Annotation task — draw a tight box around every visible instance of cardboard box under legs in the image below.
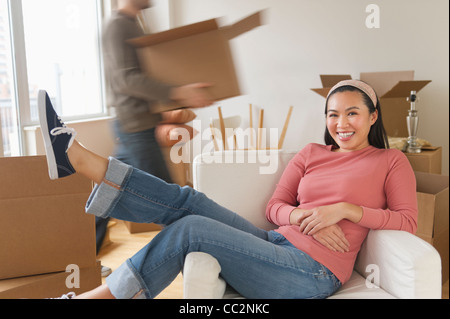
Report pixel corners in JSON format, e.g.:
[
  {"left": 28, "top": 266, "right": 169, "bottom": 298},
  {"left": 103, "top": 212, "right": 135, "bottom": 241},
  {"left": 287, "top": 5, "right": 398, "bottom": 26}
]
[
  {"left": 415, "top": 171, "right": 449, "bottom": 283},
  {"left": 0, "top": 262, "right": 101, "bottom": 299},
  {"left": 129, "top": 11, "right": 263, "bottom": 111},
  {"left": 0, "top": 156, "right": 96, "bottom": 280}
]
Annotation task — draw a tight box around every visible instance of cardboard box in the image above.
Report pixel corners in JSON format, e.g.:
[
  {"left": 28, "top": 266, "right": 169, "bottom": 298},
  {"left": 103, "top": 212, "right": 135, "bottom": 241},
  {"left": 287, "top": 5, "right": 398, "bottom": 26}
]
[
  {"left": 124, "top": 221, "right": 162, "bottom": 234},
  {"left": 415, "top": 171, "right": 449, "bottom": 283},
  {"left": 311, "top": 74, "right": 352, "bottom": 98},
  {"left": 406, "top": 147, "right": 442, "bottom": 174},
  {"left": 311, "top": 71, "right": 431, "bottom": 137},
  {"left": 129, "top": 11, "right": 263, "bottom": 109},
  {"left": 0, "top": 262, "right": 101, "bottom": 299},
  {"left": 0, "top": 156, "right": 96, "bottom": 280}
]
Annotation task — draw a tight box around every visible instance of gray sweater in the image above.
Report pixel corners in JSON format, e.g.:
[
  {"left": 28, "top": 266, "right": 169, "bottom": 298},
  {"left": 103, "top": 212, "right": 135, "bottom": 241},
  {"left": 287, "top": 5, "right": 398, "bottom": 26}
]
[{"left": 102, "top": 11, "right": 175, "bottom": 133}]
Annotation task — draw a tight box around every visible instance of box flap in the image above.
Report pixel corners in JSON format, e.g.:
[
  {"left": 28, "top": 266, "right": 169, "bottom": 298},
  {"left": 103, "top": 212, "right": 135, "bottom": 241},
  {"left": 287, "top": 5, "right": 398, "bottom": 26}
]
[
  {"left": 220, "top": 11, "right": 263, "bottom": 40},
  {"left": 129, "top": 18, "right": 219, "bottom": 47},
  {"left": 311, "top": 74, "right": 352, "bottom": 98},
  {"left": 415, "top": 171, "right": 449, "bottom": 195},
  {"left": 381, "top": 80, "right": 432, "bottom": 98},
  {"left": 320, "top": 74, "right": 352, "bottom": 88},
  {"left": 311, "top": 88, "right": 331, "bottom": 98},
  {"left": 360, "top": 71, "right": 415, "bottom": 97}
]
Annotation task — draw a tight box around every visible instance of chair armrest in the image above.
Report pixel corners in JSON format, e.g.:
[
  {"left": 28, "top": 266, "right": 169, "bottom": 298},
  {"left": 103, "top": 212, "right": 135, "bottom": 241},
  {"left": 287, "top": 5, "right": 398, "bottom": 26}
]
[
  {"left": 354, "top": 230, "right": 442, "bottom": 299},
  {"left": 183, "top": 252, "right": 227, "bottom": 299}
]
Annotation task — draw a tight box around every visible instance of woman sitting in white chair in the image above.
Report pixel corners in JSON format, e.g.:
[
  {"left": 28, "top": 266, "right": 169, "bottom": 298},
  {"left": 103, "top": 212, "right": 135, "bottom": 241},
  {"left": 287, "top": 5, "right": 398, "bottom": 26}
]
[{"left": 38, "top": 79, "right": 417, "bottom": 299}]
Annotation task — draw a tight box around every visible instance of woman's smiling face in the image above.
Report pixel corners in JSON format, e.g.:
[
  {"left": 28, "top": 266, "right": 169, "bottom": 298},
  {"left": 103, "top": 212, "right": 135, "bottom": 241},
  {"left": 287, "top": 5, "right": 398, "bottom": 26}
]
[{"left": 326, "top": 91, "right": 378, "bottom": 152}]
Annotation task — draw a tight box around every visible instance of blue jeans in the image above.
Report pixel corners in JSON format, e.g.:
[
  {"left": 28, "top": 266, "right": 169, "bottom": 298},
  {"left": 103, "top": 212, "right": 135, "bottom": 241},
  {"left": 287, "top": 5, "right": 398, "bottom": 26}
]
[
  {"left": 86, "top": 158, "right": 341, "bottom": 299},
  {"left": 111, "top": 120, "right": 172, "bottom": 182}
]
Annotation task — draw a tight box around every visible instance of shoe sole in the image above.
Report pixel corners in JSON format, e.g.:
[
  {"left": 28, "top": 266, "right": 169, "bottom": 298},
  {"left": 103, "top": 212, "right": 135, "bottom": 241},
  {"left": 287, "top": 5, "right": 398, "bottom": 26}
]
[{"left": 38, "top": 90, "right": 59, "bottom": 180}]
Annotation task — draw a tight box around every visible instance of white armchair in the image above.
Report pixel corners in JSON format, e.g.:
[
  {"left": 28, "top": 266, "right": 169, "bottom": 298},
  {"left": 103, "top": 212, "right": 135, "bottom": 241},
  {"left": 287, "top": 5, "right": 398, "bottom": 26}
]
[{"left": 183, "top": 151, "right": 442, "bottom": 299}]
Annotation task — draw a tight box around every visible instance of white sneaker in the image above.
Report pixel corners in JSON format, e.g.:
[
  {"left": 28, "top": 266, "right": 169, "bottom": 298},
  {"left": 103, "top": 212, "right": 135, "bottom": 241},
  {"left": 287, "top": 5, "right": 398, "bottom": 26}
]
[
  {"left": 101, "top": 265, "right": 112, "bottom": 277},
  {"left": 48, "top": 292, "right": 76, "bottom": 299}
]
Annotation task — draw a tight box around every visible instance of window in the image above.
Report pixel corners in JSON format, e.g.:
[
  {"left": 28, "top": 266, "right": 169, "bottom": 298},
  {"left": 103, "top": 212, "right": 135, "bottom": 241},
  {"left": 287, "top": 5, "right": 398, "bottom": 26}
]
[
  {"left": 22, "top": 0, "right": 105, "bottom": 122},
  {"left": 0, "top": 1, "right": 20, "bottom": 157},
  {"left": 0, "top": 0, "right": 106, "bottom": 157}
]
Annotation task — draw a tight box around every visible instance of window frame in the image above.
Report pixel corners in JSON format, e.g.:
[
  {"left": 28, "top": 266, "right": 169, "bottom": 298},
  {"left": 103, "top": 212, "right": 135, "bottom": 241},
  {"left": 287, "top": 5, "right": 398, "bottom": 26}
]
[{"left": 2, "top": 0, "right": 109, "bottom": 156}]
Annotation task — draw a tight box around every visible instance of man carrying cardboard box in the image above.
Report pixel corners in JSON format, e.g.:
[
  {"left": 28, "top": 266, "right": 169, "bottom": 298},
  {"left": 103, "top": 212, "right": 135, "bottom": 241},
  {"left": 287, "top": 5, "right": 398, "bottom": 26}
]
[
  {"left": 103, "top": 0, "right": 213, "bottom": 176},
  {"left": 101, "top": 0, "right": 214, "bottom": 259}
]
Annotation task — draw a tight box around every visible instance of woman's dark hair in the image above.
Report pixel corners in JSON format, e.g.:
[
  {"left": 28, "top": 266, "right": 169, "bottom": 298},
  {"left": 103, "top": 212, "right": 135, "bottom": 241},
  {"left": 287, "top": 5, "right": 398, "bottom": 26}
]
[{"left": 324, "top": 85, "right": 389, "bottom": 149}]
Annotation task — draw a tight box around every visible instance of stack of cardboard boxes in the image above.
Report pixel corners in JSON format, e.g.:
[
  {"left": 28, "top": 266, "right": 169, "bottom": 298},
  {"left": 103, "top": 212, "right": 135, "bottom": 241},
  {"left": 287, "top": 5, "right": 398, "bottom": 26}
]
[
  {"left": 312, "top": 71, "right": 449, "bottom": 283},
  {"left": 0, "top": 156, "right": 101, "bottom": 299}
]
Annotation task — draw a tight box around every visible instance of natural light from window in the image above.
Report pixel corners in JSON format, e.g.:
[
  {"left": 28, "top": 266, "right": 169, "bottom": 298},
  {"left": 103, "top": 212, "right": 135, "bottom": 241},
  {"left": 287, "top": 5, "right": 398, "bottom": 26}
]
[
  {"left": 0, "top": 1, "right": 20, "bottom": 157},
  {"left": 22, "top": 0, "right": 104, "bottom": 121}
]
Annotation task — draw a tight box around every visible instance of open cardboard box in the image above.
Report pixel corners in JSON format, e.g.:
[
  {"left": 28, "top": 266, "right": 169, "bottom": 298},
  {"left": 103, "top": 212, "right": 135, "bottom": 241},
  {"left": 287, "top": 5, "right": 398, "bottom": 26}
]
[
  {"left": 415, "top": 171, "right": 449, "bottom": 283},
  {"left": 129, "top": 11, "right": 263, "bottom": 110},
  {"left": 0, "top": 156, "right": 97, "bottom": 280},
  {"left": 311, "top": 71, "right": 431, "bottom": 137}
]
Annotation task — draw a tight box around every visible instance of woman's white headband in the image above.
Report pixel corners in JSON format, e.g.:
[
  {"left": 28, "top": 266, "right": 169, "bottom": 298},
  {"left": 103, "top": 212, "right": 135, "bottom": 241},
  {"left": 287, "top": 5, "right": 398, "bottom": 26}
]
[{"left": 327, "top": 80, "right": 378, "bottom": 108}]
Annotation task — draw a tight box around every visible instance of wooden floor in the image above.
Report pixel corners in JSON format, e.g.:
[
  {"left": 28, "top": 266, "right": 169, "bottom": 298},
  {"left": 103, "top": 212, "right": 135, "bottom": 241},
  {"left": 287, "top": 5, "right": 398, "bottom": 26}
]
[
  {"left": 98, "top": 220, "right": 449, "bottom": 299},
  {"left": 97, "top": 220, "right": 183, "bottom": 299}
]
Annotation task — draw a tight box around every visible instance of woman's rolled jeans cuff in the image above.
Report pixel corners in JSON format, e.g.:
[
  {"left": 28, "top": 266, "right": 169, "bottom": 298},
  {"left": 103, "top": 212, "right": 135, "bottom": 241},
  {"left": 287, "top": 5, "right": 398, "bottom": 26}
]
[
  {"left": 106, "top": 260, "right": 148, "bottom": 299},
  {"left": 85, "top": 157, "right": 132, "bottom": 219}
]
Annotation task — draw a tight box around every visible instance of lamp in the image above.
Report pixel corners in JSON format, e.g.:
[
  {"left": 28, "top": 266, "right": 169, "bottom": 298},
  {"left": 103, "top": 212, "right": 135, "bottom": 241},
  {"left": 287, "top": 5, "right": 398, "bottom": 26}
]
[{"left": 406, "top": 90, "right": 421, "bottom": 153}]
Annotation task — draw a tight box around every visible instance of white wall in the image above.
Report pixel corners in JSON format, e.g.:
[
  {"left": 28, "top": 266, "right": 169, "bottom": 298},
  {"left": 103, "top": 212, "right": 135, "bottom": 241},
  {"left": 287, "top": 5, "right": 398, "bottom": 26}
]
[{"left": 161, "top": 0, "right": 448, "bottom": 174}]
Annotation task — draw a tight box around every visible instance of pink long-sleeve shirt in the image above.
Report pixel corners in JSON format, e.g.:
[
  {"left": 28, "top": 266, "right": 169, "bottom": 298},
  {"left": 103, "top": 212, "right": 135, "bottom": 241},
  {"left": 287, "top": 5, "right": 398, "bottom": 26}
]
[{"left": 266, "top": 143, "right": 418, "bottom": 284}]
